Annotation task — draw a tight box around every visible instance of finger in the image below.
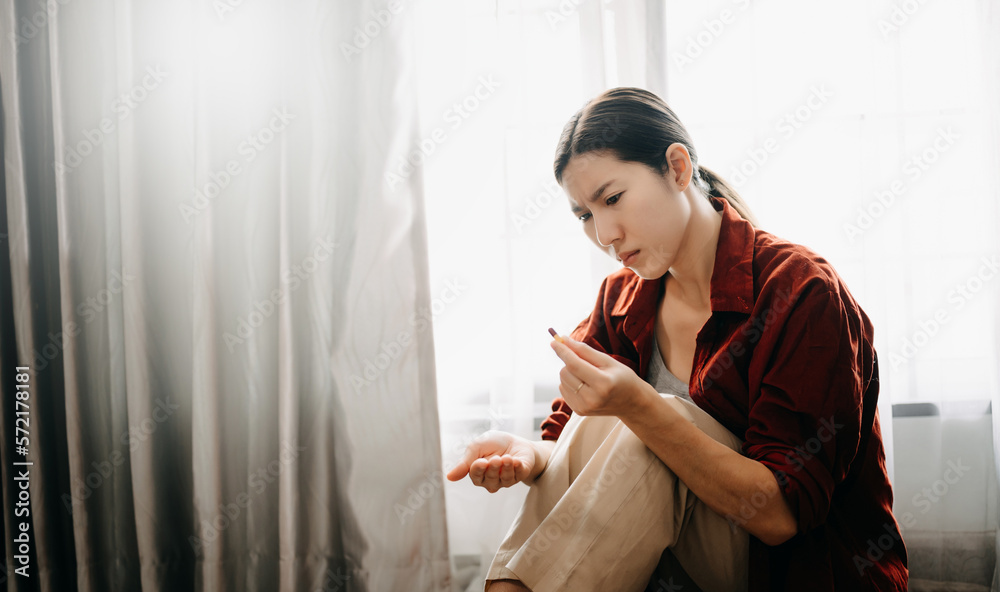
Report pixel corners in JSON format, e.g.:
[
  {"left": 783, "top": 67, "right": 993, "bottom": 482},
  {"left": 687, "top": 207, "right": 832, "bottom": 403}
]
[
  {"left": 447, "top": 440, "right": 486, "bottom": 481},
  {"left": 560, "top": 335, "right": 615, "bottom": 367},
  {"left": 510, "top": 457, "right": 525, "bottom": 483},
  {"left": 550, "top": 338, "right": 605, "bottom": 386},
  {"left": 558, "top": 367, "right": 588, "bottom": 403},
  {"left": 557, "top": 381, "right": 581, "bottom": 408},
  {"left": 512, "top": 457, "right": 530, "bottom": 483},
  {"left": 559, "top": 366, "right": 582, "bottom": 390},
  {"left": 448, "top": 435, "right": 500, "bottom": 481},
  {"left": 481, "top": 457, "right": 503, "bottom": 492},
  {"left": 499, "top": 456, "right": 516, "bottom": 487},
  {"left": 446, "top": 460, "right": 469, "bottom": 481},
  {"left": 469, "top": 458, "right": 489, "bottom": 485},
  {"left": 484, "top": 456, "right": 502, "bottom": 484}
]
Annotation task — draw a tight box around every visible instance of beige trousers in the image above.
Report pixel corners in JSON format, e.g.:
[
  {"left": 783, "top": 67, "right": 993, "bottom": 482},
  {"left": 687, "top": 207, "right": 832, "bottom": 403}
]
[{"left": 484, "top": 394, "right": 749, "bottom": 592}]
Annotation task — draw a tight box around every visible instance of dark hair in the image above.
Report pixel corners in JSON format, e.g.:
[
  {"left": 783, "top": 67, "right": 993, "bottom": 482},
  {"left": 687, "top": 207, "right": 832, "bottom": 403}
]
[{"left": 553, "top": 87, "right": 760, "bottom": 227}]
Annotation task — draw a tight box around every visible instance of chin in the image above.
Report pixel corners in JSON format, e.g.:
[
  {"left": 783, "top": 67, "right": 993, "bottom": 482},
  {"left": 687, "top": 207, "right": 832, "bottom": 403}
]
[{"left": 630, "top": 266, "right": 666, "bottom": 280}]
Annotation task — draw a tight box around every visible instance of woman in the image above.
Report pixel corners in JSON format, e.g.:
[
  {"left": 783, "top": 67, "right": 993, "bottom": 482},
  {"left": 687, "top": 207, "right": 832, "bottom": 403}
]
[{"left": 446, "top": 87, "right": 908, "bottom": 591}]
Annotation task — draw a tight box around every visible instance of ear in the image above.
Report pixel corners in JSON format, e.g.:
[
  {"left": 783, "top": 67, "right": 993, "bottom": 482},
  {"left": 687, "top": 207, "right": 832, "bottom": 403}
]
[{"left": 664, "top": 143, "right": 692, "bottom": 190}]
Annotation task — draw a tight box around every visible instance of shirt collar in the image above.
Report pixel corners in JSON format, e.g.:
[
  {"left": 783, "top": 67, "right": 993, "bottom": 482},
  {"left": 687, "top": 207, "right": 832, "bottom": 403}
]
[
  {"left": 610, "top": 196, "right": 755, "bottom": 318},
  {"left": 707, "top": 196, "right": 755, "bottom": 314}
]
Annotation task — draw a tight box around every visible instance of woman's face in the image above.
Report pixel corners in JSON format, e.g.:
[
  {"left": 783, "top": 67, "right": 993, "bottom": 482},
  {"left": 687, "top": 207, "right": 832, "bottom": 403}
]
[{"left": 560, "top": 147, "right": 692, "bottom": 280}]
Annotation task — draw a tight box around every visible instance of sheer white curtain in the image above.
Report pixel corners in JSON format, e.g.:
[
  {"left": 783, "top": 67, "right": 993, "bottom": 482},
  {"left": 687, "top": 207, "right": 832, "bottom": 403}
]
[
  {"left": 659, "top": 0, "right": 1000, "bottom": 586},
  {"left": 413, "top": 0, "right": 676, "bottom": 588},
  {"left": 419, "top": 0, "right": 1000, "bottom": 589},
  {"left": 1, "top": 0, "right": 448, "bottom": 589}
]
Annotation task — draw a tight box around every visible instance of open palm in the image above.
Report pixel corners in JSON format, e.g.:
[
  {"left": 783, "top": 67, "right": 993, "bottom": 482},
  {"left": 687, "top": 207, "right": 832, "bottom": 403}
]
[{"left": 446, "top": 430, "right": 536, "bottom": 493}]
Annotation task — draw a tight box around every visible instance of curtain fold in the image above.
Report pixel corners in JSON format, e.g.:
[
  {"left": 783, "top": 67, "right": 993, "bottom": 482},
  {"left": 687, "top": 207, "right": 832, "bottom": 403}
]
[
  {"left": 577, "top": 0, "right": 666, "bottom": 100},
  {"left": 981, "top": 1, "right": 1000, "bottom": 588},
  {"left": 0, "top": 0, "right": 450, "bottom": 590}
]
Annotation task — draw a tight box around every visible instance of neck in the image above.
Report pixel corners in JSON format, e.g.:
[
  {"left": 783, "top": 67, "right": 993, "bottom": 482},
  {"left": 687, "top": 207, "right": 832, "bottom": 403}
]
[{"left": 664, "top": 191, "right": 723, "bottom": 311}]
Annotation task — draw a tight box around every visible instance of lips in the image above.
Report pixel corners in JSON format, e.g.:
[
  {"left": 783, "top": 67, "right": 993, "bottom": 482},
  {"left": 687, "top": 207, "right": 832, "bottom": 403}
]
[{"left": 618, "top": 250, "right": 639, "bottom": 265}]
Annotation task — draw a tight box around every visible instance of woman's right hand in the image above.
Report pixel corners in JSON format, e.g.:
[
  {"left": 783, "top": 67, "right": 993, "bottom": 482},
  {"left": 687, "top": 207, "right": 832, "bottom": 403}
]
[{"left": 446, "top": 430, "right": 538, "bottom": 493}]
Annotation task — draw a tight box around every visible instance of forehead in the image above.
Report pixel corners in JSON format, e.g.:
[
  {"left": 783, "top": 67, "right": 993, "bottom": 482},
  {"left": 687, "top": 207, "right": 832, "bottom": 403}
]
[
  {"left": 563, "top": 150, "right": 622, "bottom": 180},
  {"left": 562, "top": 152, "right": 639, "bottom": 210}
]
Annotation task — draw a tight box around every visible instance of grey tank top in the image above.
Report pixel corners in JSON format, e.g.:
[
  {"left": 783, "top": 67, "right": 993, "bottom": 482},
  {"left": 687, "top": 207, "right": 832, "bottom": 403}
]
[{"left": 645, "top": 331, "right": 693, "bottom": 402}]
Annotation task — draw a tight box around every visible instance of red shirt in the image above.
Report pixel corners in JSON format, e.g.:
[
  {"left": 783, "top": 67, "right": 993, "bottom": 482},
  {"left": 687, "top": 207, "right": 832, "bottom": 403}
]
[{"left": 540, "top": 196, "right": 908, "bottom": 590}]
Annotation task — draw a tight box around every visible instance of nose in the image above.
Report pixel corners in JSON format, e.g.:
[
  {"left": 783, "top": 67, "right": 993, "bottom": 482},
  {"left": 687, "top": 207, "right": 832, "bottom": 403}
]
[{"left": 593, "top": 214, "right": 621, "bottom": 248}]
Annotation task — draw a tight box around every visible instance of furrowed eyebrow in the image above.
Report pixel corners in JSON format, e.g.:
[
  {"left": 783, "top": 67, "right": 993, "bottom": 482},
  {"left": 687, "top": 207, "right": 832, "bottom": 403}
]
[{"left": 570, "top": 179, "right": 616, "bottom": 215}]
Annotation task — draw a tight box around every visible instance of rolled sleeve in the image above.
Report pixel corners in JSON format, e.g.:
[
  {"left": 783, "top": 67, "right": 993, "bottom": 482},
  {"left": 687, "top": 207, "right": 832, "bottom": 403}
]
[
  {"left": 540, "top": 398, "right": 573, "bottom": 441},
  {"left": 743, "top": 283, "right": 866, "bottom": 534}
]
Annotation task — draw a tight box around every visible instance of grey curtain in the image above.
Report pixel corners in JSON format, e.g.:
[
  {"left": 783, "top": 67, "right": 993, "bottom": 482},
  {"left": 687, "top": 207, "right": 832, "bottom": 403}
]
[
  {"left": 0, "top": 1, "right": 450, "bottom": 590},
  {"left": 982, "top": 3, "right": 1000, "bottom": 589}
]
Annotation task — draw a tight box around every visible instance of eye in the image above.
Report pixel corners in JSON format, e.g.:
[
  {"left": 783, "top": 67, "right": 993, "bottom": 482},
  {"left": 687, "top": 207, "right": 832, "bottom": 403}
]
[{"left": 578, "top": 192, "right": 622, "bottom": 222}]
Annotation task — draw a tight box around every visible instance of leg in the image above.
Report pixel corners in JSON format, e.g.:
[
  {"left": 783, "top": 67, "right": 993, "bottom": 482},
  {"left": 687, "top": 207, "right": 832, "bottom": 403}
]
[
  {"left": 485, "top": 401, "right": 704, "bottom": 592},
  {"left": 647, "top": 396, "right": 749, "bottom": 592}
]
